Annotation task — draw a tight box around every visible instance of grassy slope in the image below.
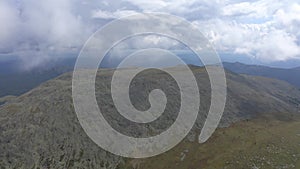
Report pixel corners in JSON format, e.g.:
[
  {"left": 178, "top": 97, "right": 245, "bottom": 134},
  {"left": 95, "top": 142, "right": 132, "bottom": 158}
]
[{"left": 122, "top": 114, "right": 300, "bottom": 169}]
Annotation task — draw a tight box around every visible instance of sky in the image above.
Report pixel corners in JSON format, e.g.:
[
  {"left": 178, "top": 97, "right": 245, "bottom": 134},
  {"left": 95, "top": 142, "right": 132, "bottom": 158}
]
[{"left": 0, "top": 0, "right": 300, "bottom": 69}]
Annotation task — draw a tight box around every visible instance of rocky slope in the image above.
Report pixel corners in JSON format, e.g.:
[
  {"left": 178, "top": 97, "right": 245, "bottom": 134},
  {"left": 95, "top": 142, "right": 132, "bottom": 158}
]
[{"left": 0, "top": 66, "right": 299, "bottom": 168}]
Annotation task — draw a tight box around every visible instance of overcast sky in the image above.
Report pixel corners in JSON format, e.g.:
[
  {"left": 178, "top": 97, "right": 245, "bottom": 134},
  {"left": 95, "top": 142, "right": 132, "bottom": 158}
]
[{"left": 0, "top": 0, "right": 300, "bottom": 69}]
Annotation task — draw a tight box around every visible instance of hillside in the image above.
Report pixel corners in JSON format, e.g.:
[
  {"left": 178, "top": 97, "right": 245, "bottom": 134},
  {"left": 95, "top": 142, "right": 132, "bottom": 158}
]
[{"left": 0, "top": 66, "right": 300, "bottom": 168}]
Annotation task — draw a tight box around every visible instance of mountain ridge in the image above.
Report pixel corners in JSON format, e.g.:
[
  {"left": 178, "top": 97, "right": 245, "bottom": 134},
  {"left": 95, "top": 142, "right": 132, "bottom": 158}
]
[{"left": 223, "top": 62, "right": 300, "bottom": 88}]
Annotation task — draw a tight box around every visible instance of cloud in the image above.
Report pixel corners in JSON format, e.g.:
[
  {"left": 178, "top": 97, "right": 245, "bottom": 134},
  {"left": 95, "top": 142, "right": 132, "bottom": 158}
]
[
  {"left": 117, "top": 0, "right": 300, "bottom": 62},
  {"left": 92, "top": 10, "right": 140, "bottom": 19},
  {"left": 0, "top": 1, "right": 19, "bottom": 52},
  {"left": 0, "top": 0, "right": 94, "bottom": 69},
  {"left": 254, "top": 30, "right": 300, "bottom": 61},
  {"left": 123, "top": 0, "right": 222, "bottom": 20},
  {"left": 194, "top": 18, "right": 300, "bottom": 62},
  {"left": 222, "top": 0, "right": 282, "bottom": 19},
  {"left": 274, "top": 3, "right": 300, "bottom": 39},
  {"left": 121, "top": 0, "right": 169, "bottom": 12},
  {"left": 191, "top": 0, "right": 300, "bottom": 62},
  {"left": 1, "top": 0, "right": 300, "bottom": 69}
]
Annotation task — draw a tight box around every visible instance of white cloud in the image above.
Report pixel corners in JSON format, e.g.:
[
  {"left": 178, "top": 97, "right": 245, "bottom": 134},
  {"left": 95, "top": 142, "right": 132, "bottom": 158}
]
[
  {"left": 195, "top": 18, "right": 300, "bottom": 61},
  {"left": 191, "top": 0, "right": 300, "bottom": 62},
  {"left": 123, "top": 0, "right": 223, "bottom": 20},
  {"left": 222, "top": 0, "right": 282, "bottom": 19},
  {"left": 1, "top": 0, "right": 300, "bottom": 68},
  {"left": 122, "top": 0, "right": 169, "bottom": 12},
  {"left": 0, "top": 0, "right": 94, "bottom": 69},
  {"left": 122, "top": 0, "right": 300, "bottom": 62},
  {"left": 275, "top": 3, "right": 300, "bottom": 25},
  {"left": 92, "top": 10, "right": 139, "bottom": 19},
  {"left": 255, "top": 30, "right": 300, "bottom": 61},
  {"left": 0, "top": 1, "right": 19, "bottom": 51}
]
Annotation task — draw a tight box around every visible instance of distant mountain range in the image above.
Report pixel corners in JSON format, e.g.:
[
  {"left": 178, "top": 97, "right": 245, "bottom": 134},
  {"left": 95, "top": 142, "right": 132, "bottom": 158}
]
[
  {"left": 0, "top": 60, "right": 300, "bottom": 98},
  {"left": 223, "top": 62, "right": 300, "bottom": 88}
]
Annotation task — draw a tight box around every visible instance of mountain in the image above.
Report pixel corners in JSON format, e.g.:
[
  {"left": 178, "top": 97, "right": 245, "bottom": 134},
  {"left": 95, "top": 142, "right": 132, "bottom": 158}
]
[
  {"left": 0, "top": 65, "right": 299, "bottom": 168},
  {"left": 223, "top": 62, "right": 300, "bottom": 88}
]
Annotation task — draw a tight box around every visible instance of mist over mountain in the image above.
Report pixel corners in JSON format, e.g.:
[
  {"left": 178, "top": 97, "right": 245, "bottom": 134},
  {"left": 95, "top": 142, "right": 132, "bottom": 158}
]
[
  {"left": 1, "top": 55, "right": 300, "bottom": 98},
  {"left": 0, "top": 57, "right": 75, "bottom": 97}
]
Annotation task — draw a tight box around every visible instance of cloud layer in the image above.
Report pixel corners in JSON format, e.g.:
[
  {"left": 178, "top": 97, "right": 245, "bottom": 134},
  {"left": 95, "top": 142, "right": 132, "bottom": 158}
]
[{"left": 0, "top": 0, "right": 300, "bottom": 68}]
